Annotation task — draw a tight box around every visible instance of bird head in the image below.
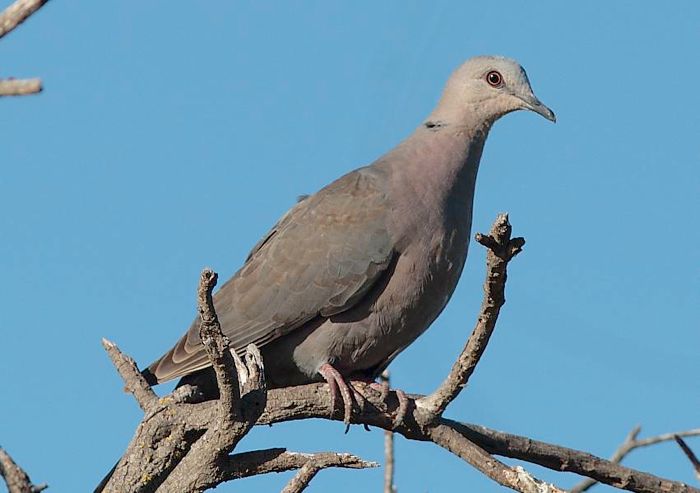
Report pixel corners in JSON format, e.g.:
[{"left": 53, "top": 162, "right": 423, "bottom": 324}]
[{"left": 433, "top": 56, "right": 556, "bottom": 126}]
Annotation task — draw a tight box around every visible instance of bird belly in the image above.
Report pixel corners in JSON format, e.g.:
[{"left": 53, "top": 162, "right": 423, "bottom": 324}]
[{"left": 266, "top": 231, "right": 469, "bottom": 385}]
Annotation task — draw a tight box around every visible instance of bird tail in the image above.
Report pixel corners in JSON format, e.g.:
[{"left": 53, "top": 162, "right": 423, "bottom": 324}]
[{"left": 140, "top": 367, "right": 159, "bottom": 386}]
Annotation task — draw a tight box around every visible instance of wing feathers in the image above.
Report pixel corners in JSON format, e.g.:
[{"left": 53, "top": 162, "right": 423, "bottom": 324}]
[{"left": 146, "top": 168, "right": 395, "bottom": 384}]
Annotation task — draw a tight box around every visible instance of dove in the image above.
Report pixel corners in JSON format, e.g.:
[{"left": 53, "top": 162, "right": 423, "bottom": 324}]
[{"left": 142, "top": 56, "right": 555, "bottom": 426}]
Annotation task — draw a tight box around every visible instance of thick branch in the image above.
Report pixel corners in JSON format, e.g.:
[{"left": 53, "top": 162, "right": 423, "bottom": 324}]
[
  {"left": 0, "top": 448, "right": 46, "bottom": 493},
  {"left": 0, "top": 78, "right": 41, "bottom": 96},
  {"left": 249, "top": 383, "right": 699, "bottom": 493},
  {"left": 0, "top": 0, "right": 49, "bottom": 39},
  {"left": 570, "top": 427, "right": 700, "bottom": 493},
  {"left": 428, "top": 425, "right": 565, "bottom": 492},
  {"left": 133, "top": 382, "right": 692, "bottom": 492},
  {"left": 136, "top": 381, "right": 692, "bottom": 492},
  {"left": 419, "top": 213, "right": 525, "bottom": 416}
]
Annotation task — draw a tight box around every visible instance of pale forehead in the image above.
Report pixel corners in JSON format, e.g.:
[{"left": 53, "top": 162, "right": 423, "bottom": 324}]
[{"left": 456, "top": 56, "right": 530, "bottom": 83}]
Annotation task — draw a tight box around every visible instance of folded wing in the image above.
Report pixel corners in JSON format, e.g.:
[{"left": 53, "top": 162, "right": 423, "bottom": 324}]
[{"left": 146, "top": 167, "right": 395, "bottom": 383}]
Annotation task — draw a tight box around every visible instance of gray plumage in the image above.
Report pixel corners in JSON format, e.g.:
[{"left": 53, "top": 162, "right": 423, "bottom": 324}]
[{"left": 144, "top": 56, "right": 554, "bottom": 389}]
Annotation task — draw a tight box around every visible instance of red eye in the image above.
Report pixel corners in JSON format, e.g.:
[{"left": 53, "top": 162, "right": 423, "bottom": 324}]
[{"left": 486, "top": 71, "right": 503, "bottom": 87}]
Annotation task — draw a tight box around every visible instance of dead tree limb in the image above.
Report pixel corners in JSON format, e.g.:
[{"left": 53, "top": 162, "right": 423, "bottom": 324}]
[
  {"left": 155, "top": 269, "right": 267, "bottom": 493},
  {"left": 94, "top": 216, "right": 697, "bottom": 493},
  {"left": 0, "top": 448, "right": 46, "bottom": 493},
  {"left": 97, "top": 268, "right": 373, "bottom": 493}
]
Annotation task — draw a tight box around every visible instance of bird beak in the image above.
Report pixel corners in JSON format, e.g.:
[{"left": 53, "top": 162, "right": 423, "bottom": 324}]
[{"left": 519, "top": 94, "right": 556, "bottom": 123}]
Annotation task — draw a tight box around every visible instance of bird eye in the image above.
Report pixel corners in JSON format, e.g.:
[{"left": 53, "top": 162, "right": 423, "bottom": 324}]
[{"left": 486, "top": 71, "right": 503, "bottom": 88}]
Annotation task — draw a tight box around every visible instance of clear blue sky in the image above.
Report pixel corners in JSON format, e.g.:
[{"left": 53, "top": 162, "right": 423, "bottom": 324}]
[{"left": 2, "top": 2, "right": 698, "bottom": 492}]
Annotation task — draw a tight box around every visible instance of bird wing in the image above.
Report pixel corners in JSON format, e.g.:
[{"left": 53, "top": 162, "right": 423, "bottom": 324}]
[{"left": 146, "top": 167, "right": 395, "bottom": 383}]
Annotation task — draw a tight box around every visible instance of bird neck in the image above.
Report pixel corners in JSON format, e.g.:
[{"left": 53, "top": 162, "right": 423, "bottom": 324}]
[{"left": 387, "top": 119, "right": 491, "bottom": 215}]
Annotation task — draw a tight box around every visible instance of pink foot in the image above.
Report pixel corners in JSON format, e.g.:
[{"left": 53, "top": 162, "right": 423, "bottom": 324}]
[
  {"left": 318, "top": 363, "right": 355, "bottom": 429},
  {"left": 364, "top": 380, "right": 409, "bottom": 429},
  {"left": 393, "top": 389, "right": 409, "bottom": 429}
]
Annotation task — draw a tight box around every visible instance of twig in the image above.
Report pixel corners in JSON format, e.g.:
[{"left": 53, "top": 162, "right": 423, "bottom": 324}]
[
  {"left": 570, "top": 426, "right": 700, "bottom": 492},
  {"left": 675, "top": 436, "right": 700, "bottom": 481},
  {"left": 218, "top": 448, "right": 378, "bottom": 482},
  {"left": 279, "top": 452, "right": 378, "bottom": 493},
  {"left": 0, "top": 0, "right": 49, "bottom": 39},
  {"left": 0, "top": 448, "right": 47, "bottom": 493},
  {"left": 418, "top": 213, "right": 525, "bottom": 416},
  {"left": 0, "top": 78, "right": 41, "bottom": 97},
  {"left": 101, "top": 338, "right": 158, "bottom": 413},
  {"left": 380, "top": 371, "right": 396, "bottom": 493}
]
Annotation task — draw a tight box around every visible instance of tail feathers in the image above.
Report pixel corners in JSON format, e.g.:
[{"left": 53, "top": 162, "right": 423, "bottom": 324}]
[{"left": 140, "top": 367, "right": 159, "bottom": 386}]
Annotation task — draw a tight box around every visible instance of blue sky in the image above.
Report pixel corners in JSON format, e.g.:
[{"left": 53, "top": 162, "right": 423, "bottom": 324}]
[{"left": 1, "top": 1, "right": 698, "bottom": 492}]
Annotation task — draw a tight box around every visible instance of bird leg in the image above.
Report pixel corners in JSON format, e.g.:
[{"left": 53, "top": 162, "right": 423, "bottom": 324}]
[
  {"left": 316, "top": 366, "right": 410, "bottom": 431},
  {"left": 318, "top": 363, "right": 356, "bottom": 430}
]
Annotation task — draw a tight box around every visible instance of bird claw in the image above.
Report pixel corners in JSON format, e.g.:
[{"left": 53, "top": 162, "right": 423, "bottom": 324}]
[
  {"left": 360, "top": 380, "right": 410, "bottom": 429},
  {"left": 318, "top": 363, "right": 356, "bottom": 429},
  {"left": 317, "top": 366, "right": 410, "bottom": 431},
  {"left": 392, "top": 389, "right": 409, "bottom": 429}
]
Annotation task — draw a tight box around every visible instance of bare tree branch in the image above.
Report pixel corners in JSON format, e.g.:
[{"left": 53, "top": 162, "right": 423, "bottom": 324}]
[
  {"left": 428, "top": 424, "right": 566, "bottom": 492},
  {"left": 101, "top": 338, "right": 158, "bottom": 413},
  {"left": 411, "top": 214, "right": 559, "bottom": 492},
  {"left": 0, "top": 448, "right": 47, "bottom": 493},
  {"left": 220, "top": 448, "right": 376, "bottom": 481},
  {"left": 250, "top": 383, "right": 699, "bottom": 493},
  {"left": 418, "top": 213, "right": 524, "bottom": 416},
  {"left": 155, "top": 269, "right": 267, "bottom": 493},
  {"left": 279, "top": 452, "right": 378, "bottom": 493},
  {"left": 380, "top": 371, "right": 397, "bottom": 493},
  {"left": 675, "top": 436, "right": 700, "bottom": 482},
  {"left": 570, "top": 427, "right": 700, "bottom": 493},
  {"left": 0, "top": 78, "right": 41, "bottom": 97},
  {"left": 196, "top": 269, "right": 240, "bottom": 416},
  {"left": 98, "top": 269, "right": 374, "bottom": 493},
  {"left": 0, "top": 0, "right": 48, "bottom": 39},
  {"left": 93, "top": 217, "right": 697, "bottom": 493}
]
